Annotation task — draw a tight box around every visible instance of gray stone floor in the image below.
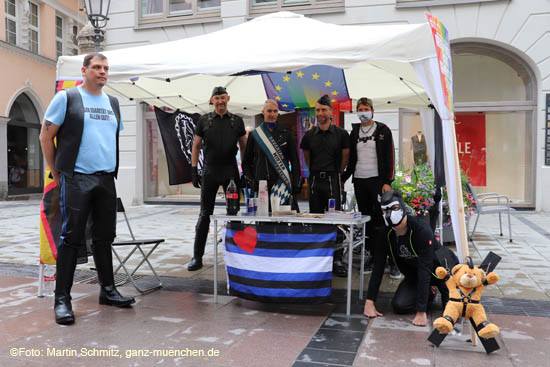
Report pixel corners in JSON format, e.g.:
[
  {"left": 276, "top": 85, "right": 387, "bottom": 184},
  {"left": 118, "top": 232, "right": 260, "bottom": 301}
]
[{"left": 1, "top": 200, "right": 549, "bottom": 366}]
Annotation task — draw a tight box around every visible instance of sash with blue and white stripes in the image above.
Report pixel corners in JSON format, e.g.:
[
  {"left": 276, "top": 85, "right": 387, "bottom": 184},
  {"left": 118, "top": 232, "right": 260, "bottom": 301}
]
[{"left": 250, "top": 124, "right": 292, "bottom": 204}]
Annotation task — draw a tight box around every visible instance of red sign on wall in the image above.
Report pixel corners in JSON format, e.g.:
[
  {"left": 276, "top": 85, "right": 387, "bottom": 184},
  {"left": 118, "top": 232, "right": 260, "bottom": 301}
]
[{"left": 454, "top": 113, "right": 486, "bottom": 186}]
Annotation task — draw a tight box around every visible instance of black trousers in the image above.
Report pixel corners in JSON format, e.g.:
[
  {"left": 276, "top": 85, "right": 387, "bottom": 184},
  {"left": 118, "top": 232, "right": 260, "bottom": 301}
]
[
  {"left": 57, "top": 173, "right": 117, "bottom": 297},
  {"left": 194, "top": 169, "right": 240, "bottom": 259},
  {"left": 308, "top": 174, "right": 342, "bottom": 213},
  {"left": 308, "top": 173, "right": 343, "bottom": 260},
  {"left": 391, "top": 275, "right": 449, "bottom": 314},
  {"left": 353, "top": 177, "right": 385, "bottom": 255}
]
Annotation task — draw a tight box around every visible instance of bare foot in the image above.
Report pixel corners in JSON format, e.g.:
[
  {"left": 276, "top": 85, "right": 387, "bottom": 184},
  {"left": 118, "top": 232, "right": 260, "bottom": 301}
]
[{"left": 412, "top": 312, "right": 427, "bottom": 326}]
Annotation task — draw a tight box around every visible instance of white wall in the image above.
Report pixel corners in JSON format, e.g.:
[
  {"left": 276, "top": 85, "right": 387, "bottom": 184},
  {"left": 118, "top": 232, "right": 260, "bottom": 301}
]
[{"left": 105, "top": 0, "right": 550, "bottom": 209}]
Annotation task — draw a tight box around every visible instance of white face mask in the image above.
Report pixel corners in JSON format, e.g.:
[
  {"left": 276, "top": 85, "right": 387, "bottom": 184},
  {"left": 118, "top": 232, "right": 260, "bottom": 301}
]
[
  {"left": 382, "top": 200, "right": 405, "bottom": 227},
  {"left": 358, "top": 111, "right": 373, "bottom": 123},
  {"left": 384, "top": 209, "right": 405, "bottom": 227}
]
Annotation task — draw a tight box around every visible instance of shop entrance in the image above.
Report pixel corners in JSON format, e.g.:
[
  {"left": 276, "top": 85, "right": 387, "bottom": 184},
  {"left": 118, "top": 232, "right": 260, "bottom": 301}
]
[{"left": 7, "top": 93, "right": 43, "bottom": 195}]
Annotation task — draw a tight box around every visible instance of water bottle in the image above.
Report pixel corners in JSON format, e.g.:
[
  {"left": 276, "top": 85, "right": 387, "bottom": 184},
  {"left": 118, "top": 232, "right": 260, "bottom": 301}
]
[
  {"left": 43, "top": 265, "right": 56, "bottom": 296},
  {"left": 226, "top": 178, "right": 240, "bottom": 215}
]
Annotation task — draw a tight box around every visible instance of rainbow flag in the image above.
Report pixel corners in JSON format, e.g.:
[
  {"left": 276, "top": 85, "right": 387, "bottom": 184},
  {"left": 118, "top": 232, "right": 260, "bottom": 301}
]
[
  {"left": 426, "top": 13, "right": 454, "bottom": 113},
  {"left": 261, "top": 65, "right": 351, "bottom": 111}
]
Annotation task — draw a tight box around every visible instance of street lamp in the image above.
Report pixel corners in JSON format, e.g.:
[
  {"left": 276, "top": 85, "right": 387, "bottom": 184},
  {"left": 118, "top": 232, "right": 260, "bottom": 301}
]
[{"left": 82, "top": 0, "right": 111, "bottom": 52}]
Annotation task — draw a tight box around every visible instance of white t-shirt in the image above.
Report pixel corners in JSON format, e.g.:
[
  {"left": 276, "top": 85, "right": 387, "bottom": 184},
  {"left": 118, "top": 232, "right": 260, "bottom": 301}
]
[{"left": 355, "top": 123, "right": 378, "bottom": 179}]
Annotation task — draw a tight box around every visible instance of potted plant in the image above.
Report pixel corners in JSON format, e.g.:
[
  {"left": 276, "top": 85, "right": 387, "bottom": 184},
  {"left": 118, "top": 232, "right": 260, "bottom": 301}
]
[{"left": 392, "top": 163, "right": 476, "bottom": 242}]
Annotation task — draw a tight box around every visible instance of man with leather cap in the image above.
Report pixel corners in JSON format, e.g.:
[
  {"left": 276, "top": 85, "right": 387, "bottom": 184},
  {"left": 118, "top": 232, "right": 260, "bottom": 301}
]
[
  {"left": 363, "top": 190, "right": 453, "bottom": 326},
  {"left": 242, "top": 99, "right": 301, "bottom": 211},
  {"left": 300, "top": 95, "right": 350, "bottom": 277},
  {"left": 189, "top": 86, "right": 247, "bottom": 271}
]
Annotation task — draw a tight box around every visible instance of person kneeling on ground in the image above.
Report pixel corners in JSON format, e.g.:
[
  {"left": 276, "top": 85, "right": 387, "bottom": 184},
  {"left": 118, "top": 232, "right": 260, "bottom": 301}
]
[{"left": 363, "top": 190, "right": 455, "bottom": 326}]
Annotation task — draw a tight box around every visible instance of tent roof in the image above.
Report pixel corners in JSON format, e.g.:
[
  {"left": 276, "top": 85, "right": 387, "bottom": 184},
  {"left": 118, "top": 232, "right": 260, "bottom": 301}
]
[{"left": 57, "top": 12, "right": 436, "bottom": 115}]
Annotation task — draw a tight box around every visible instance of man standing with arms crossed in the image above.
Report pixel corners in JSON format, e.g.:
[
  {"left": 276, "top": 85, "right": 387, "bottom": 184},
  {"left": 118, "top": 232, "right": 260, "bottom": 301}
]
[
  {"left": 300, "top": 95, "right": 350, "bottom": 276},
  {"left": 188, "top": 87, "right": 247, "bottom": 271},
  {"left": 40, "top": 53, "right": 135, "bottom": 325}
]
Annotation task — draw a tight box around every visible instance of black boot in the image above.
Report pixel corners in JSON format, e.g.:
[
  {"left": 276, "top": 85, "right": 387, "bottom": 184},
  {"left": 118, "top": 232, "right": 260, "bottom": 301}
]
[
  {"left": 99, "top": 285, "right": 135, "bottom": 307},
  {"left": 54, "top": 295, "right": 74, "bottom": 325},
  {"left": 187, "top": 257, "right": 203, "bottom": 271},
  {"left": 54, "top": 243, "right": 78, "bottom": 325},
  {"left": 92, "top": 241, "right": 135, "bottom": 307},
  {"left": 189, "top": 214, "right": 209, "bottom": 271}
]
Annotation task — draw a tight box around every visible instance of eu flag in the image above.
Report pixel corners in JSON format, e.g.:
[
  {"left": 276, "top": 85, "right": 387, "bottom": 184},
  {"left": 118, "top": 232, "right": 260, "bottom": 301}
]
[{"left": 262, "top": 65, "right": 350, "bottom": 111}]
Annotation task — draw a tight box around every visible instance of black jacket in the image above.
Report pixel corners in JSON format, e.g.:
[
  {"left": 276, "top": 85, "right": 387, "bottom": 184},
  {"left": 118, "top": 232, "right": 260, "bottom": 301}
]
[
  {"left": 367, "top": 216, "right": 444, "bottom": 312},
  {"left": 242, "top": 124, "right": 301, "bottom": 191},
  {"left": 343, "top": 121, "right": 394, "bottom": 185}
]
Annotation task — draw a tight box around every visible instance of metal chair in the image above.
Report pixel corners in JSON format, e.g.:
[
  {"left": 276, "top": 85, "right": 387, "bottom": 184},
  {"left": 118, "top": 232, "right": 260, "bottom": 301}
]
[
  {"left": 468, "top": 183, "right": 514, "bottom": 243},
  {"left": 112, "top": 198, "right": 165, "bottom": 294}
]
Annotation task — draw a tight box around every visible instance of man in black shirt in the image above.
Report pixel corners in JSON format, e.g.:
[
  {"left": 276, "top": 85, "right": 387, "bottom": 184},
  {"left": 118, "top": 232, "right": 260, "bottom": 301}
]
[
  {"left": 242, "top": 99, "right": 301, "bottom": 211},
  {"left": 364, "top": 190, "right": 452, "bottom": 326},
  {"left": 300, "top": 95, "right": 350, "bottom": 276},
  {"left": 189, "top": 87, "right": 247, "bottom": 271}
]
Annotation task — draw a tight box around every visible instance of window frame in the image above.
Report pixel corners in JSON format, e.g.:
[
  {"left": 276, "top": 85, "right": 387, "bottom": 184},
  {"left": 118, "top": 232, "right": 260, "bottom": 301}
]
[
  {"left": 27, "top": 1, "right": 40, "bottom": 54},
  {"left": 5, "top": 0, "right": 18, "bottom": 45},
  {"left": 56, "top": 15, "right": 63, "bottom": 58},
  {"left": 137, "top": 0, "right": 222, "bottom": 28},
  {"left": 395, "top": 0, "right": 509, "bottom": 9},
  {"left": 249, "top": 0, "right": 345, "bottom": 16}
]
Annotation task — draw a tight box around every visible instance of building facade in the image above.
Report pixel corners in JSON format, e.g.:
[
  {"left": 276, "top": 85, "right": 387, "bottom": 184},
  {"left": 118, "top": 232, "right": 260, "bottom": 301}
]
[
  {"left": 44, "top": 0, "right": 550, "bottom": 210},
  {"left": 0, "top": 0, "right": 84, "bottom": 199}
]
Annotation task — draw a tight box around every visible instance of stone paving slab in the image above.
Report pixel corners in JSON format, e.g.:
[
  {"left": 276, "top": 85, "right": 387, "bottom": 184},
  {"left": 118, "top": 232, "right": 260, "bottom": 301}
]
[{"left": 1, "top": 200, "right": 549, "bottom": 302}]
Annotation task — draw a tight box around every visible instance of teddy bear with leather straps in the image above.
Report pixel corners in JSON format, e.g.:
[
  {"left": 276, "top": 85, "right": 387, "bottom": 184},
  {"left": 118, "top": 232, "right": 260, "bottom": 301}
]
[{"left": 433, "top": 257, "right": 500, "bottom": 339}]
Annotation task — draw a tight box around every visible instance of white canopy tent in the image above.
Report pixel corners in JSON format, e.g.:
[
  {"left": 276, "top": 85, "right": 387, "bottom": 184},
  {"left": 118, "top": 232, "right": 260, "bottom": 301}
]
[
  {"left": 56, "top": 11, "right": 468, "bottom": 260},
  {"left": 57, "top": 12, "right": 432, "bottom": 115}
]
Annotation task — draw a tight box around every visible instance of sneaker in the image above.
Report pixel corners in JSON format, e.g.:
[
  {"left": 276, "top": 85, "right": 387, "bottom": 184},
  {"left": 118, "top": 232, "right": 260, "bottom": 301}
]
[{"left": 389, "top": 264, "right": 401, "bottom": 279}]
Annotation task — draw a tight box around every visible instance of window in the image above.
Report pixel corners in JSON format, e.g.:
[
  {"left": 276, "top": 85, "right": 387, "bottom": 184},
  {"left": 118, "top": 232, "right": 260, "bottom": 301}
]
[
  {"left": 28, "top": 1, "right": 39, "bottom": 54},
  {"left": 451, "top": 43, "right": 536, "bottom": 207},
  {"left": 138, "top": 0, "right": 221, "bottom": 27},
  {"left": 72, "top": 25, "right": 79, "bottom": 55},
  {"left": 250, "top": 0, "right": 344, "bottom": 16},
  {"left": 395, "top": 0, "right": 508, "bottom": 8},
  {"left": 56, "top": 16, "right": 63, "bottom": 58},
  {"left": 5, "top": 0, "right": 17, "bottom": 45}
]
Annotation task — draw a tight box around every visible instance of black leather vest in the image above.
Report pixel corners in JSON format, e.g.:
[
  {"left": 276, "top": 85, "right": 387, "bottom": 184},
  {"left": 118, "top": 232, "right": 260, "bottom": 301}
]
[{"left": 55, "top": 87, "right": 121, "bottom": 178}]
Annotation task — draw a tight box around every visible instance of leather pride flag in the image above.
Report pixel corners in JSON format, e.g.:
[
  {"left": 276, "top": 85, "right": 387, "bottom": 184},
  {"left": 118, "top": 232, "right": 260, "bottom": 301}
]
[
  {"left": 223, "top": 222, "right": 337, "bottom": 303},
  {"left": 154, "top": 107, "right": 201, "bottom": 185}
]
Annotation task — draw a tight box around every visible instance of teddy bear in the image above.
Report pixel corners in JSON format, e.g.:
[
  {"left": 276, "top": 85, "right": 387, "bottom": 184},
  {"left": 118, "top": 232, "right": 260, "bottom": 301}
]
[{"left": 433, "top": 258, "right": 499, "bottom": 339}]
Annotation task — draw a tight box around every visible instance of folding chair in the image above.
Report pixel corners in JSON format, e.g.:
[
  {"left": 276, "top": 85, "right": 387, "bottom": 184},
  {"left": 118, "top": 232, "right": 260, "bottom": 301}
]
[
  {"left": 467, "top": 183, "right": 514, "bottom": 243},
  {"left": 112, "top": 198, "right": 165, "bottom": 294}
]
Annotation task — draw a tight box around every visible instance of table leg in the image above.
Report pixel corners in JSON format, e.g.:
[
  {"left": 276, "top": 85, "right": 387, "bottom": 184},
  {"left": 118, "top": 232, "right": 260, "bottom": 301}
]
[
  {"left": 359, "top": 221, "right": 365, "bottom": 300},
  {"left": 214, "top": 219, "right": 218, "bottom": 304},
  {"left": 347, "top": 223, "right": 353, "bottom": 317}
]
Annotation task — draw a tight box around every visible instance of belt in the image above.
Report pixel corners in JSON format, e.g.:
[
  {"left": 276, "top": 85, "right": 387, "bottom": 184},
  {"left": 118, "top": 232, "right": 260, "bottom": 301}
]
[
  {"left": 74, "top": 171, "right": 113, "bottom": 176},
  {"left": 311, "top": 171, "right": 337, "bottom": 179}
]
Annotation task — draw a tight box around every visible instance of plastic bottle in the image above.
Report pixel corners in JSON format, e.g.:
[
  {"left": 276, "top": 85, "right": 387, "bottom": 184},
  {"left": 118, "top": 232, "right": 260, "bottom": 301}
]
[
  {"left": 226, "top": 178, "right": 240, "bottom": 215},
  {"left": 257, "top": 180, "right": 269, "bottom": 216},
  {"left": 43, "top": 265, "right": 56, "bottom": 296}
]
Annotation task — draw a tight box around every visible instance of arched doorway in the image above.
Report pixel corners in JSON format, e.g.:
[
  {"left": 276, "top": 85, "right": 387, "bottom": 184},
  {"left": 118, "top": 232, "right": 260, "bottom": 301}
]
[
  {"left": 7, "top": 93, "right": 43, "bottom": 195},
  {"left": 452, "top": 42, "right": 537, "bottom": 207}
]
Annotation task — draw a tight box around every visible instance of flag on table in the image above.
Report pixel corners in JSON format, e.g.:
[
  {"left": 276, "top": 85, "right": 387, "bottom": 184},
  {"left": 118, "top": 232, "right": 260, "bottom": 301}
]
[
  {"left": 154, "top": 107, "right": 202, "bottom": 185},
  {"left": 223, "top": 222, "right": 337, "bottom": 303},
  {"left": 261, "top": 65, "right": 351, "bottom": 112}
]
